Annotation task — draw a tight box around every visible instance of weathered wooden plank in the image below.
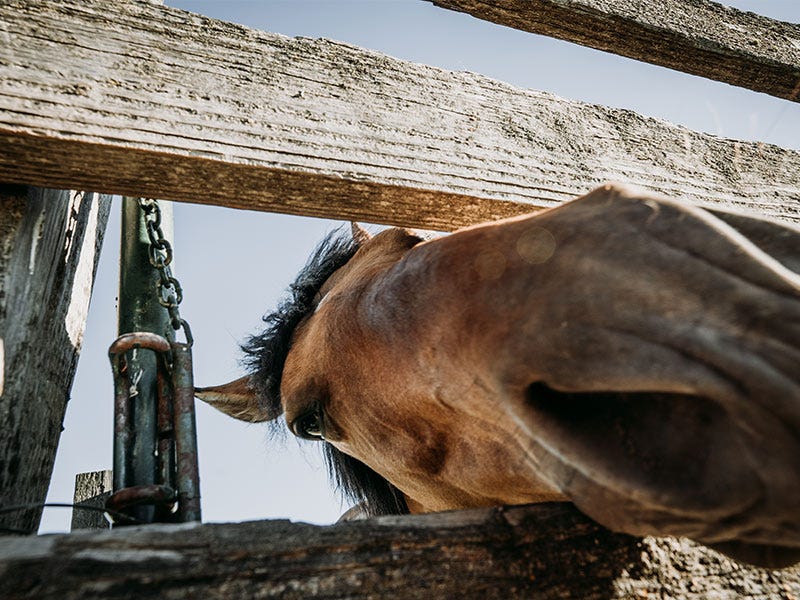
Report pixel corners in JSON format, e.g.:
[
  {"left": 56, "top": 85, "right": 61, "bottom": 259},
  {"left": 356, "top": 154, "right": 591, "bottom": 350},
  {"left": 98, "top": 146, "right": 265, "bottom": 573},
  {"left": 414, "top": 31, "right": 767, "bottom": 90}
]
[
  {"left": 71, "top": 471, "right": 113, "bottom": 531},
  {"left": 0, "top": 1, "right": 798, "bottom": 231},
  {"left": 0, "top": 187, "right": 111, "bottom": 534},
  {"left": 0, "top": 503, "right": 797, "bottom": 599},
  {"left": 429, "top": 0, "right": 800, "bottom": 103}
]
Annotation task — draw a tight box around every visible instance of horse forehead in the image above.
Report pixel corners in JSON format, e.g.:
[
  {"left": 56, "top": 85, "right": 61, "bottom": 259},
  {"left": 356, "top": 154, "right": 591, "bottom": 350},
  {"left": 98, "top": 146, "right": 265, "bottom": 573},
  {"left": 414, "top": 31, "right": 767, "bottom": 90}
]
[
  {"left": 284, "top": 228, "right": 421, "bottom": 398},
  {"left": 283, "top": 314, "right": 326, "bottom": 376},
  {"left": 280, "top": 331, "right": 329, "bottom": 416}
]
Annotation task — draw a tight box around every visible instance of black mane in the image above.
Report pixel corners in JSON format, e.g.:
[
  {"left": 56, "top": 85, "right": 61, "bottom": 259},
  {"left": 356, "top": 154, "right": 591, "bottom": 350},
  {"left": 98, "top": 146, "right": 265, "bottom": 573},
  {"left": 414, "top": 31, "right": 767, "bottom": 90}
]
[
  {"left": 242, "top": 228, "right": 409, "bottom": 517},
  {"left": 241, "top": 230, "right": 358, "bottom": 414}
]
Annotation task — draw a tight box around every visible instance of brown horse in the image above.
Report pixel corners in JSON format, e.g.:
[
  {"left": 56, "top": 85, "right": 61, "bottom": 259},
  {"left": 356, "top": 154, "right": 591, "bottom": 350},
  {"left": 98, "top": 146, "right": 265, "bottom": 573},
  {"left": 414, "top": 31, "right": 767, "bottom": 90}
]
[{"left": 197, "top": 183, "right": 800, "bottom": 567}]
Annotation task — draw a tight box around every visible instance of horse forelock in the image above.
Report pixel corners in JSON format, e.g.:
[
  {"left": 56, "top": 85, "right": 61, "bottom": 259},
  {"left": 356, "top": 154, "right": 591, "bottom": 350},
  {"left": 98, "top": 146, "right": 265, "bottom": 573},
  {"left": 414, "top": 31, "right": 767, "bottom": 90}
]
[{"left": 241, "top": 228, "right": 361, "bottom": 427}]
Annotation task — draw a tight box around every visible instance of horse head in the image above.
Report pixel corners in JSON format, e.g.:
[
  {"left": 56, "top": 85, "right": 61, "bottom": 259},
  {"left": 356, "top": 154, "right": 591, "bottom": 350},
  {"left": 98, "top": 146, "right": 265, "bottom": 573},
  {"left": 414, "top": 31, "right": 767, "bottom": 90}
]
[{"left": 197, "top": 183, "right": 800, "bottom": 567}]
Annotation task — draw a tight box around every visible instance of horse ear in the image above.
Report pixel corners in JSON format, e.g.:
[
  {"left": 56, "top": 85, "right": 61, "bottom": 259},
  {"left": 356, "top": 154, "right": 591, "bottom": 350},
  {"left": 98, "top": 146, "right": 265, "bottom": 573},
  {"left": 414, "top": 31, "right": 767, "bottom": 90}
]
[
  {"left": 351, "top": 222, "right": 372, "bottom": 245},
  {"left": 195, "top": 376, "right": 276, "bottom": 423}
]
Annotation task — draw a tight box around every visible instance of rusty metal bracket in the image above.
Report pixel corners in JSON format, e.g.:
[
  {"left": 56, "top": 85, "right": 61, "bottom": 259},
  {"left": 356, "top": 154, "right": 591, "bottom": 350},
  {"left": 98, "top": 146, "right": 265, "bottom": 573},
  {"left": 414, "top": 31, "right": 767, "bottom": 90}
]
[{"left": 108, "top": 331, "right": 201, "bottom": 524}]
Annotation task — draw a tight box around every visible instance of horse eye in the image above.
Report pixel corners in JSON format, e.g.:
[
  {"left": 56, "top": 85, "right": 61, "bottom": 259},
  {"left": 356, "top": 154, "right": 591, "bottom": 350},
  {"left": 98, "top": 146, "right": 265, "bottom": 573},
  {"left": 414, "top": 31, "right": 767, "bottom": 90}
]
[{"left": 294, "top": 410, "right": 324, "bottom": 440}]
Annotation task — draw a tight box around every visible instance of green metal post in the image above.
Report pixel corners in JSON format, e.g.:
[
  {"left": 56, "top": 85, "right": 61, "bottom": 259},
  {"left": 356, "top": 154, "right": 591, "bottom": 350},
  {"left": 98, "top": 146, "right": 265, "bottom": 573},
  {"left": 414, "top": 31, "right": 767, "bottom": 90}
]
[{"left": 116, "top": 197, "right": 174, "bottom": 523}]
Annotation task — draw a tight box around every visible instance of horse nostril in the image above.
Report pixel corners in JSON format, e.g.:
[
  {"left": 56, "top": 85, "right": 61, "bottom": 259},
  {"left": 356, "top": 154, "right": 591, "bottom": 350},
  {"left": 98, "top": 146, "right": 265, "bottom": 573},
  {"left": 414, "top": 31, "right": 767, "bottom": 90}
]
[
  {"left": 525, "top": 381, "right": 586, "bottom": 419},
  {"left": 521, "top": 381, "right": 756, "bottom": 514}
]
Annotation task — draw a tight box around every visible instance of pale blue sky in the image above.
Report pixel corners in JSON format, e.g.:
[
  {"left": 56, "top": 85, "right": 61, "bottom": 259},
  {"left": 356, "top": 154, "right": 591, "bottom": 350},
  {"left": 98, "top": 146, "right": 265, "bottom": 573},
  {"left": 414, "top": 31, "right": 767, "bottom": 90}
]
[{"left": 41, "top": 0, "right": 799, "bottom": 532}]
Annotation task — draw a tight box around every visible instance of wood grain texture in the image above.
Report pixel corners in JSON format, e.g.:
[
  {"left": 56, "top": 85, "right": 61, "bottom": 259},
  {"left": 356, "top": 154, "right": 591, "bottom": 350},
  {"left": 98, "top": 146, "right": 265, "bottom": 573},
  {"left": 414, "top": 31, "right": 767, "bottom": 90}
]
[
  {"left": 0, "top": 187, "right": 111, "bottom": 534},
  {"left": 1, "top": 503, "right": 798, "bottom": 599},
  {"left": 71, "top": 471, "right": 113, "bottom": 531},
  {"left": 0, "top": 0, "right": 798, "bottom": 231},
  {"left": 429, "top": 0, "right": 800, "bottom": 103}
]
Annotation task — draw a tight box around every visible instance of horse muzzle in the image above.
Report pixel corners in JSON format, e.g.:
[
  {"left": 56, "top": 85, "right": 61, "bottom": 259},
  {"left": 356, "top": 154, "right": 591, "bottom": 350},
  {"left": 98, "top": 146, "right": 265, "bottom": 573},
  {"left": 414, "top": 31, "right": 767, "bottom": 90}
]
[{"left": 500, "top": 185, "right": 800, "bottom": 566}]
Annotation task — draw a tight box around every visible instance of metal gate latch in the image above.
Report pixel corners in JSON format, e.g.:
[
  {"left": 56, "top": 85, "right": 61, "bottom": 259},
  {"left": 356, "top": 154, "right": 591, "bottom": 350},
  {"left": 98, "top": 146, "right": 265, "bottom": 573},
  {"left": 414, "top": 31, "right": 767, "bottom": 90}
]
[{"left": 107, "top": 331, "right": 201, "bottom": 524}]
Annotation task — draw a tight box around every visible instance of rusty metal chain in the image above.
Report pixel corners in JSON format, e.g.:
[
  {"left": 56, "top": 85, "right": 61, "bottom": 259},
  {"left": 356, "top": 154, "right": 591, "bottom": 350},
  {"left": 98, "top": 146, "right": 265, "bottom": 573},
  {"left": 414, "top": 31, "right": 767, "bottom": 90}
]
[{"left": 137, "top": 198, "right": 193, "bottom": 345}]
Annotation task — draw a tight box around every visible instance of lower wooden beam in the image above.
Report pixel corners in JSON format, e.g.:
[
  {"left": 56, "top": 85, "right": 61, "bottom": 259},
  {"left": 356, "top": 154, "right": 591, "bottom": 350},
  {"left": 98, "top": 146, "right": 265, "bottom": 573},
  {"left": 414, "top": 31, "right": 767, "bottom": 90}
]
[{"left": 1, "top": 503, "right": 797, "bottom": 599}]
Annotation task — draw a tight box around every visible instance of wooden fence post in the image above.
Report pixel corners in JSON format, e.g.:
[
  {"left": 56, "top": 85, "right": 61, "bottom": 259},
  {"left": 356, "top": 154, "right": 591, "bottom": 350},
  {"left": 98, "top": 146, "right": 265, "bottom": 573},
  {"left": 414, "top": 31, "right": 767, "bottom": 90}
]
[
  {"left": 71, "top": 470, "right": 113, "bottom": 531},
  {"left": 0, "top": 185, "right": 110, "bottom": 534}
]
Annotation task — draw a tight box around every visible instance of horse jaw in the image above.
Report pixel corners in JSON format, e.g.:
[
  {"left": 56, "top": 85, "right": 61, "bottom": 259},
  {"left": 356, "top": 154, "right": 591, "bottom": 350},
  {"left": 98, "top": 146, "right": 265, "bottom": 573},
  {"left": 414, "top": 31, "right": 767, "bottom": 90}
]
[{"left": 194, "top": 376, "right": 275, "bottom": 422}]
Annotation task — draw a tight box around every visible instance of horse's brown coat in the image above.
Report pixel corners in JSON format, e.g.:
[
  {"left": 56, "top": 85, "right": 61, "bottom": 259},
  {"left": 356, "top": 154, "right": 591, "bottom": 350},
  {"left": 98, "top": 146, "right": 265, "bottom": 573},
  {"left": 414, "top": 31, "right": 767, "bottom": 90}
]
[{"left": 198, "top": 184, "right": 800, "bottom": 567}]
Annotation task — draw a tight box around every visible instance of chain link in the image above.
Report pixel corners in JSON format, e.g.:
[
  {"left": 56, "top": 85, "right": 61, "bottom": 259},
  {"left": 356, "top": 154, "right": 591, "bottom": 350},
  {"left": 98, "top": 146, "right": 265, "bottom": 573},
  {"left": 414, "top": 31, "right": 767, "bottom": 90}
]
[{"left": 137, "top": 198, "right": 193, "bottom": 345}]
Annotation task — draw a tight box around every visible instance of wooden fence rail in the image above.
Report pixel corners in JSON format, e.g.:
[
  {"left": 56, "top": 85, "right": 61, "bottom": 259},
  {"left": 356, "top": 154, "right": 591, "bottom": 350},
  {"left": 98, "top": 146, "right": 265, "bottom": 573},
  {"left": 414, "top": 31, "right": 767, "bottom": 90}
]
[
  {"left": 0, "top": 0, "right": 798, "bottom": 232},
  {"left": 430, "top": 0, "right": 800, "bottom": 103},
  {"left": 2, "top": 503, "right": 799, "bottom": 599}
]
